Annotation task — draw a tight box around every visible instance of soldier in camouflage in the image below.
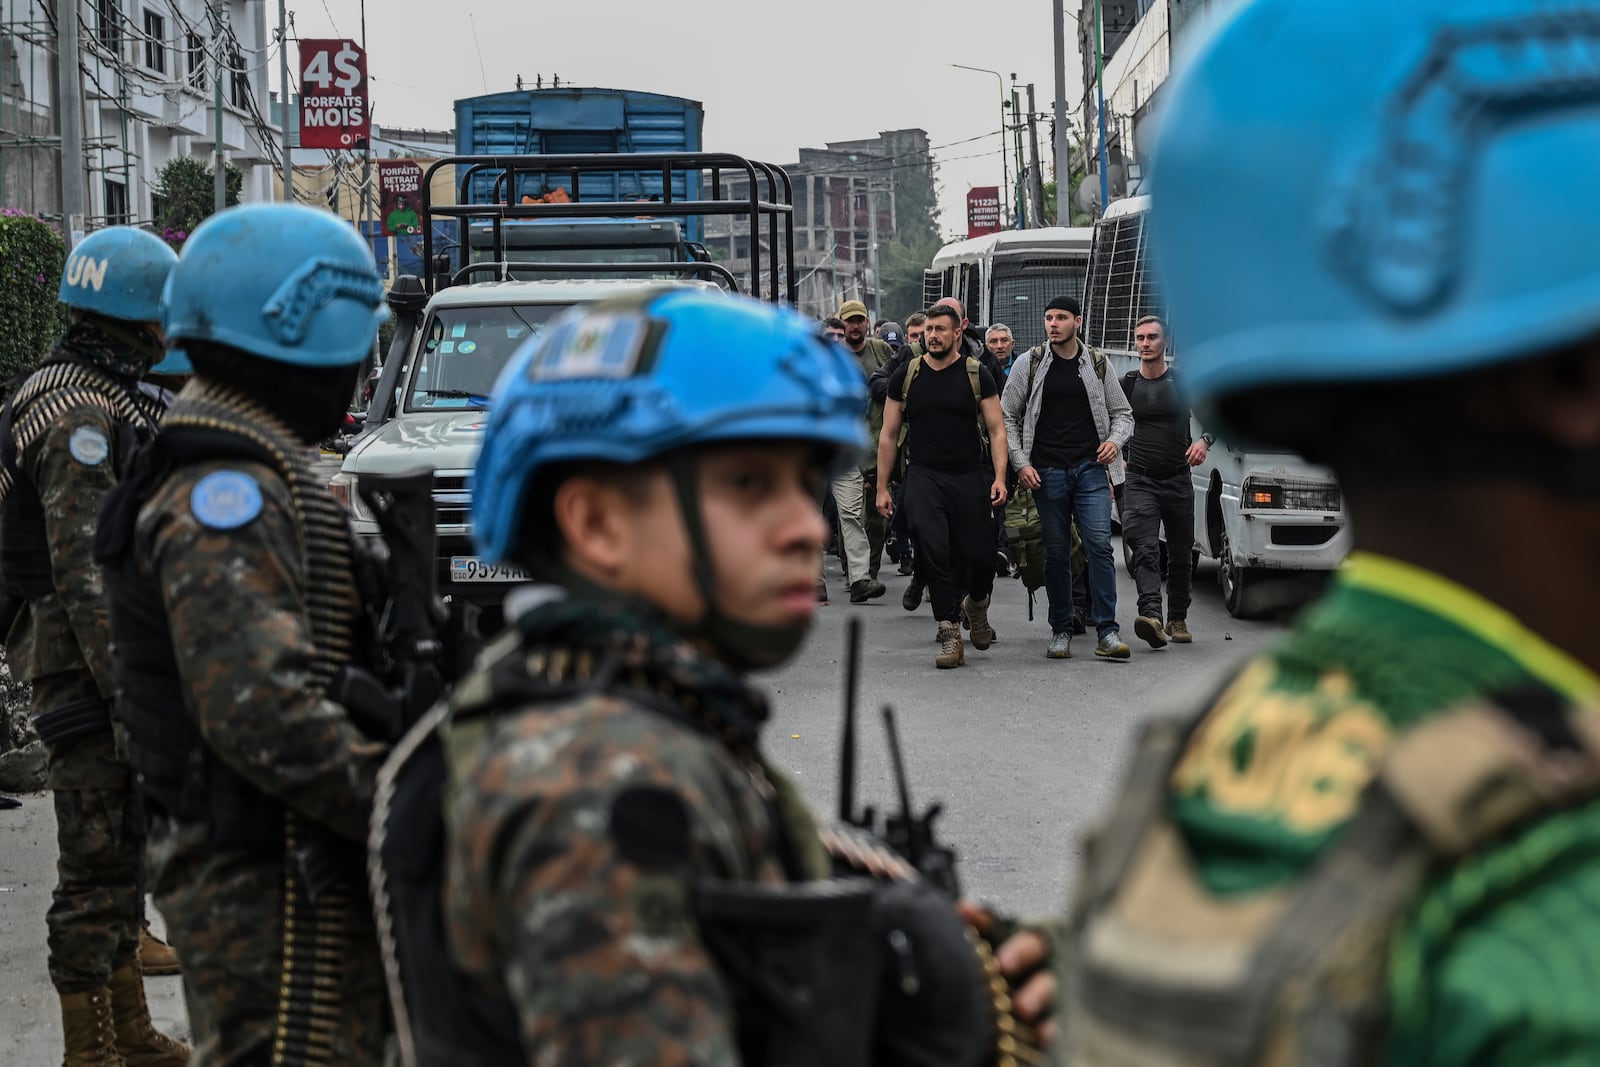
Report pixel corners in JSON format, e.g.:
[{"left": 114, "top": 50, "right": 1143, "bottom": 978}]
[
  {"left": 0, "top": 226, "right": 189, "bottom": 1067},
  {"left": 374, "top": 290, "right": 998, "bottom": 1065},
  {"left": 96, "top": 205, "right": 392, "bottom": 1067}
]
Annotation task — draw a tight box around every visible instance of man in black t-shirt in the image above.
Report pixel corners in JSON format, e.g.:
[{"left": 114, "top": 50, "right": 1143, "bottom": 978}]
[
  {"left": 1121, "top": 315, "right": 1210, "bottom": 648},
  {"left": 876, "top": 304, "right": 1009, "bottom": 669}
]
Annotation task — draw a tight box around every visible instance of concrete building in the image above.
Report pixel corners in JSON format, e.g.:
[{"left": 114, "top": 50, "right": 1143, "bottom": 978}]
[
  {"left": 0, "top": 0, "right": 282, "bottom": 227},
  {"left": 703, "top": 129, "right": 930, "bottom": 321},
  {"left": 1074, "top": 0, "right": 1235, "bottom": 208}
]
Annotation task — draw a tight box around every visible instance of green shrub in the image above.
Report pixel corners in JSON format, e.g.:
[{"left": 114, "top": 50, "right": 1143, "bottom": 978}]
[{"left": 0, "top": 209, "right": 65, "bottom": 384}]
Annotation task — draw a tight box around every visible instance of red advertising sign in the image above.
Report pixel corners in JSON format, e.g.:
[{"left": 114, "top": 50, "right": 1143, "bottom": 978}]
[
  {"left": 298, "top": 39, "right": 369, "bottom": 150},
  {"left": 967, "top": 186, "right": 1001, "bottom": 238},
  {"left": 378, "top": 160, "right": 425, "bottom": 236}
]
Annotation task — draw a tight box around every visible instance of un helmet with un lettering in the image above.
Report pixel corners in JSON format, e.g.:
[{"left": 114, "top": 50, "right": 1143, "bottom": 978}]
[
  {"left": 1150, "top": 0, "right": 1600, "bottom": 417},
  {"left": 162, "top": 203, "right": 385, "bottom": 368},
  {"left": 57, "top": 227, "right": 178, "bottom": 324},
  {"left": 472, "top": 287, "right": 869, "bottom": 567}
]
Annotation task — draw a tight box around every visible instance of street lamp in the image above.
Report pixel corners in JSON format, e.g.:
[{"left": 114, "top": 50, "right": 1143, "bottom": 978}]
[{"left": 951, "top": 64, "right": 1010, "bottom": 230}]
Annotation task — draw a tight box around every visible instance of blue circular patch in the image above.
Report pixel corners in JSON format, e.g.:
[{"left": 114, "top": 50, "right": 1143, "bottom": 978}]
[{"left": 190, "top": 471, "right": 263, "bottom": 530}]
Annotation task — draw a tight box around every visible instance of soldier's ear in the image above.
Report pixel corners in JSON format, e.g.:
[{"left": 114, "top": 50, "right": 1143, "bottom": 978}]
[{"left": 551, "top": 476, "right": 633, "bottom": 578}]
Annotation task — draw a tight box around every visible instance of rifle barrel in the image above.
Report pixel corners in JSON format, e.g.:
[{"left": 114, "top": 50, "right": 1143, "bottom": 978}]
[
  {"left": 838, "top": 617, "right": 862, "bottom": 824},
  {"left": 882, "top": 705, "right": 919, "bottom": 864}
]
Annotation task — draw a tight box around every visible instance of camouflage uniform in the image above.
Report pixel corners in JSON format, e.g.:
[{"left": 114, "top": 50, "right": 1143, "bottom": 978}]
[
  {"left": 2, "top": 323, "right": 164, "bottom": 994},
  {"left": 117, "top": 388, "right": 390, "bottom": 1066},
  {"left": 440, "top": 595, "right": 830, "bottom": 1061}
]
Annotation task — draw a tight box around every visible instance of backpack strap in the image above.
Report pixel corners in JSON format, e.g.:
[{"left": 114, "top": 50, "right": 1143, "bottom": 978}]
[
  {"left": 964, "top": 357, "right": 982, "bottom": 403},
  {"left": 900, "top": 354, "right": 923, "bottom": 405},
  {"left": 1378, "top": 689, "right": 1600, "bottom": 857}
]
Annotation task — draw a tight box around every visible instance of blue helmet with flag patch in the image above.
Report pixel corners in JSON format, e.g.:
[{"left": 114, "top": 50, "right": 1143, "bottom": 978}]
[
  {"left": 472, "top": 287, "right": 870, "bottom": 566},
  {"left": 1149, "top": 0, "right": 1600, "bottom": 417},
  {"left": 57, "top": 226, "right": 177, "bottom": 323},
  {"left": 162, "top": 203, "right": 385, "bottom": 368}
]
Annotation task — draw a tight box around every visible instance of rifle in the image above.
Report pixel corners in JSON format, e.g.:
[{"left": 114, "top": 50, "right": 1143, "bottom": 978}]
[
  {"left": 334, "top": 469, "right": 480, "bottom": 742},
  {"left": 836, "top": 617, "right": 960, "bottom": 897}
]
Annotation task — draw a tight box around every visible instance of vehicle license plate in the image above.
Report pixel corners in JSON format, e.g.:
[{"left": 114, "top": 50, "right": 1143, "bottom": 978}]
[{"left": 450, "top": 556, "right": 530, "bottom": 583}]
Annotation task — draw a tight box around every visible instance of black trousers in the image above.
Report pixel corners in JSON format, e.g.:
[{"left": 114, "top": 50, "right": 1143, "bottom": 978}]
[
  {"left": 903, "top": 465, "right": 996, "bottom": 623},
  {"left": 1122, "top": 469, "right": 1195, "bottom": 620}
]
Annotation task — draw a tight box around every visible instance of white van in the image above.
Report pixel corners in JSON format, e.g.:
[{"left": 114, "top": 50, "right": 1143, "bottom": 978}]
[{"left": 1085, "top": 195, "right": 1351, "bottom": 617}]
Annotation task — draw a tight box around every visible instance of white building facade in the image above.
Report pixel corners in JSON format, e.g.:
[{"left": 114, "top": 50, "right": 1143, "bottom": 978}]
[{"left": 1, "top": 0, "right": 280, "bottom": 228}]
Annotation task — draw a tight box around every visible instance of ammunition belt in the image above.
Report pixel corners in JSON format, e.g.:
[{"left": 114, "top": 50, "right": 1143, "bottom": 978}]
[
  {"left": 819, "top": 824, "right": 1049, "bottom": 1067},
  {"left": 0, "top": 361, "right": 164, "bottom": 509},
  {"left": 163, "top": 383, "right": 357, "bottom": 1067}
]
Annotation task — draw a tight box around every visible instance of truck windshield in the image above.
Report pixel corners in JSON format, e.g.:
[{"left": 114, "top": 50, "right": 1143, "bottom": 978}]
[{"left": 406, "top": 304, "right": 569, "bottom": 410}]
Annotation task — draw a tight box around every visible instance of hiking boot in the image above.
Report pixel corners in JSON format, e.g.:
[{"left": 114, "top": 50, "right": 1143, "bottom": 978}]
[
  {"left": 902, "top": 577, "right": 925, "bottom": 611},
  {"left": 58, "top": 987, "right": 122, "bottom": 1067},
  {"left": 110, "top": 965, "right": 189, "bottom": 1066},
  {"left": 849, "top": 579, "right": 887, "bottom": 604},
  {"left": 136, "top": 926, "right": 178, "bottom": 978},
  {"left": 963, "top": 595, "right": 994, "bottom": 650},
  {"left": 1134, "top": 615, "right": 1169, "bottom": 649},
  {"left": 994, "top": 549, "right": 1011, "bottom": 577},
  {"left": 1047, "top": 632, "right": 1073, "bottom": 659},
  {"left": 1094, "top": 631, "right": 1131, "bottom": 660},
  {"left": 816, "top": 577, "right": 829, "bottom": 604},
  {"left": 1071, "top": 608, "right": 1088, "bottom": 636},
  {"left": 936, "top": 621, "right": 965, "bottom": 669},
  {"left": 1168, "top": 618, "right": 1193, "bottom": 643},
  {"left": 897, "top": 558, "right": 915, "bottom": 576}
]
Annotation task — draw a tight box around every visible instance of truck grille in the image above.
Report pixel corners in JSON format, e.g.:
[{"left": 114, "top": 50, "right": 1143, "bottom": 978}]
[{"left": 433, "top": 473, "right": 471, "bottom": 527}]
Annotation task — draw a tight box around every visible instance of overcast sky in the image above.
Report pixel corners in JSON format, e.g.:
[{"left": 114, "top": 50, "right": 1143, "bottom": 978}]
[{"left": 287, "top": 0, "right": 1087, "bottom": 240}]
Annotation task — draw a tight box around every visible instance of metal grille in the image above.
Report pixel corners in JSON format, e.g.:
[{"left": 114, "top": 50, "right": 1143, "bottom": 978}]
[
  {"left": 1084, "top": 213, "right": 1164, "bottom": 352},
  {"left": 991, "top": 254, "right": 1089, "bottom": 351},
  {"left": 432, "top": 473, "right": 472, "bottom": 527}
]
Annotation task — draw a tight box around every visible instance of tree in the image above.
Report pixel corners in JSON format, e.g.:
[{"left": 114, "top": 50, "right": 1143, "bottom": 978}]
[
  {"left": 152, "top": 156, "right": 243, "bottom": 247},
  {"left": 0, "top": 209, "right": 65, "bottom": 382},
  {"left": 877, "top": 230, "right": 943, "bottom": 323}
]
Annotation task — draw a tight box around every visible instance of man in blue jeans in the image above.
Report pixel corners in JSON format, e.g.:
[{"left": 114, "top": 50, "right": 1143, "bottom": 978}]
[{"left": 1000, "top": 296, "right": 1133, "bottom": 659}]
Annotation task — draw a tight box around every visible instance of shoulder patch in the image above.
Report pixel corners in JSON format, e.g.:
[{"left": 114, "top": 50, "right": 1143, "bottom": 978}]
[
  {"left": 190, "top": 470, "right": 264, "bottom": 530},
  {"left": 68, "top": 425, "right": 111, "bottom": 466}
]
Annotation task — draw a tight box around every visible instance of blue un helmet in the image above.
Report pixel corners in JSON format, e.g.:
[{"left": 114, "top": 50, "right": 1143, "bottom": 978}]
[
  {"left": 162, "top": 203, "right": 385, "bottom": 367},
  {"left": 473, "top": 287, "right": 869, "bottom": 567},
  {"left": 1150, "top": 0, "right": 1600, "bottom": 419},
  {"left": 58, "top": 227, "right": 177, "bottom": 324}
]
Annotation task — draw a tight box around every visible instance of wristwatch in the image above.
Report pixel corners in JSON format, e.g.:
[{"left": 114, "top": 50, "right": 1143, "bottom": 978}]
[{"left": 1200, "top": 433, "right": 1215, "bottom": 446}]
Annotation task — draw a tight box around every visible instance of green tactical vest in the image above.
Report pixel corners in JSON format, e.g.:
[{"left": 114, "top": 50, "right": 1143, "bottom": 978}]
[{"left": 1061, "top": 691, "right": 1600, "bottom": 1067}]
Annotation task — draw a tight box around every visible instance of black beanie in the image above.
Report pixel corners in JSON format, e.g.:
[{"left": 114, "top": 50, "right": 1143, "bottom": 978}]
[{"left": 1046, "top": 295, "right": 1082, "bottom": 316}]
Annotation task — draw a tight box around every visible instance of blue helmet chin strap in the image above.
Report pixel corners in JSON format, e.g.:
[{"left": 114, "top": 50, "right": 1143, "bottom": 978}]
[{"left": 665, "top": 452, "right": 810, "bottom": 673}]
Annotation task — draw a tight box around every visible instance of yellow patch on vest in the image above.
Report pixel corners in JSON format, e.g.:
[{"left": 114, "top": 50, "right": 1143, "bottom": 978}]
[{"left": 1171, "top": 660, "right": 1393, "bottom": 834}]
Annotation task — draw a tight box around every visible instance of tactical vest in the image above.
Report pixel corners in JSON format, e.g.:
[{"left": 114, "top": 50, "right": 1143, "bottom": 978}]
[
  {"left": 96, "top": 381, "right": 360, "bottom": 846},
  {"left": 0, "top": 360, "right": 165, "bottom": 600},
  {"left": 1061, "top": 685, "right": 1600, "bottom": 1067},
  {"left": 371, "top": 628, "right": 904, "bottom": 1067}
]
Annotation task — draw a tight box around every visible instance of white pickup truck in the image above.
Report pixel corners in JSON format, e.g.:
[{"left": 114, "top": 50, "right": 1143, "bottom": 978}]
[{"left": 331, "top": 279, "right": 718, "bottom": 617}]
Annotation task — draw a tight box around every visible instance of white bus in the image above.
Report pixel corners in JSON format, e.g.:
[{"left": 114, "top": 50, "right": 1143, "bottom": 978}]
[
  {"left": 1084, "top": 195, "right": 1352, "bottom": 618},
  {"left": 922, "top": 227, "right": 1093, "bottom": 351}
]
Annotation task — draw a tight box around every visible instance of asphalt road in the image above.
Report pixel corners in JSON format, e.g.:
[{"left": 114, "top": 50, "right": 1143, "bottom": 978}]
[{"left": 0, "top": 537, "right": 1288, "bottom": 1060}]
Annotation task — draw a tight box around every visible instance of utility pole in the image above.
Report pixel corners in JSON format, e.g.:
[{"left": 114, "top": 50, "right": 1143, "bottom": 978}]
[
  {"left": 279, "top": 0, "right": 292, "bottom": 203},
  {"left": 1010, "top": 76, "right": 1025, "bottom": 227},
  {"left": 56, "top": 0, "right": 84, "bottom": 247},
  {"left": 1094, "top": 0, "right": 1109, "bottom": 215},
  {"left": 1026, "top": 84, "right": 1046, "bottom": 228},
  {"left": 1052, "top": 0, "right": 1069, "bottom": 219},
  {"left": 360, "top": 0, "right": 373, "bottom": 243},
  {"left": 212, "top": 4, "right": 226, "bottom": 213},
  {"left": 865, "top": 177, "right": 880, "bottom": 320}
]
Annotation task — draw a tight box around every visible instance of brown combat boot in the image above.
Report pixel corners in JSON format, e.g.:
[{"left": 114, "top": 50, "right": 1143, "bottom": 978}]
[
  {"left": 109, "top": 965, "right": 190, "bottom": 1067},
  {"left": 1168, "top": 618, "right": 1193, "bottom": 643},
  {"left": 962, "top": 595, "right": 994, "bottom": 650},
  {"left": 936, "top": 620, "right": 965, "bottom": 669},
  {"left": 137, "top": 925, "right": 179, "bottom": 977},
  {"left": 58, "top": 987, "right": 124, "bottom": 1067}
]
